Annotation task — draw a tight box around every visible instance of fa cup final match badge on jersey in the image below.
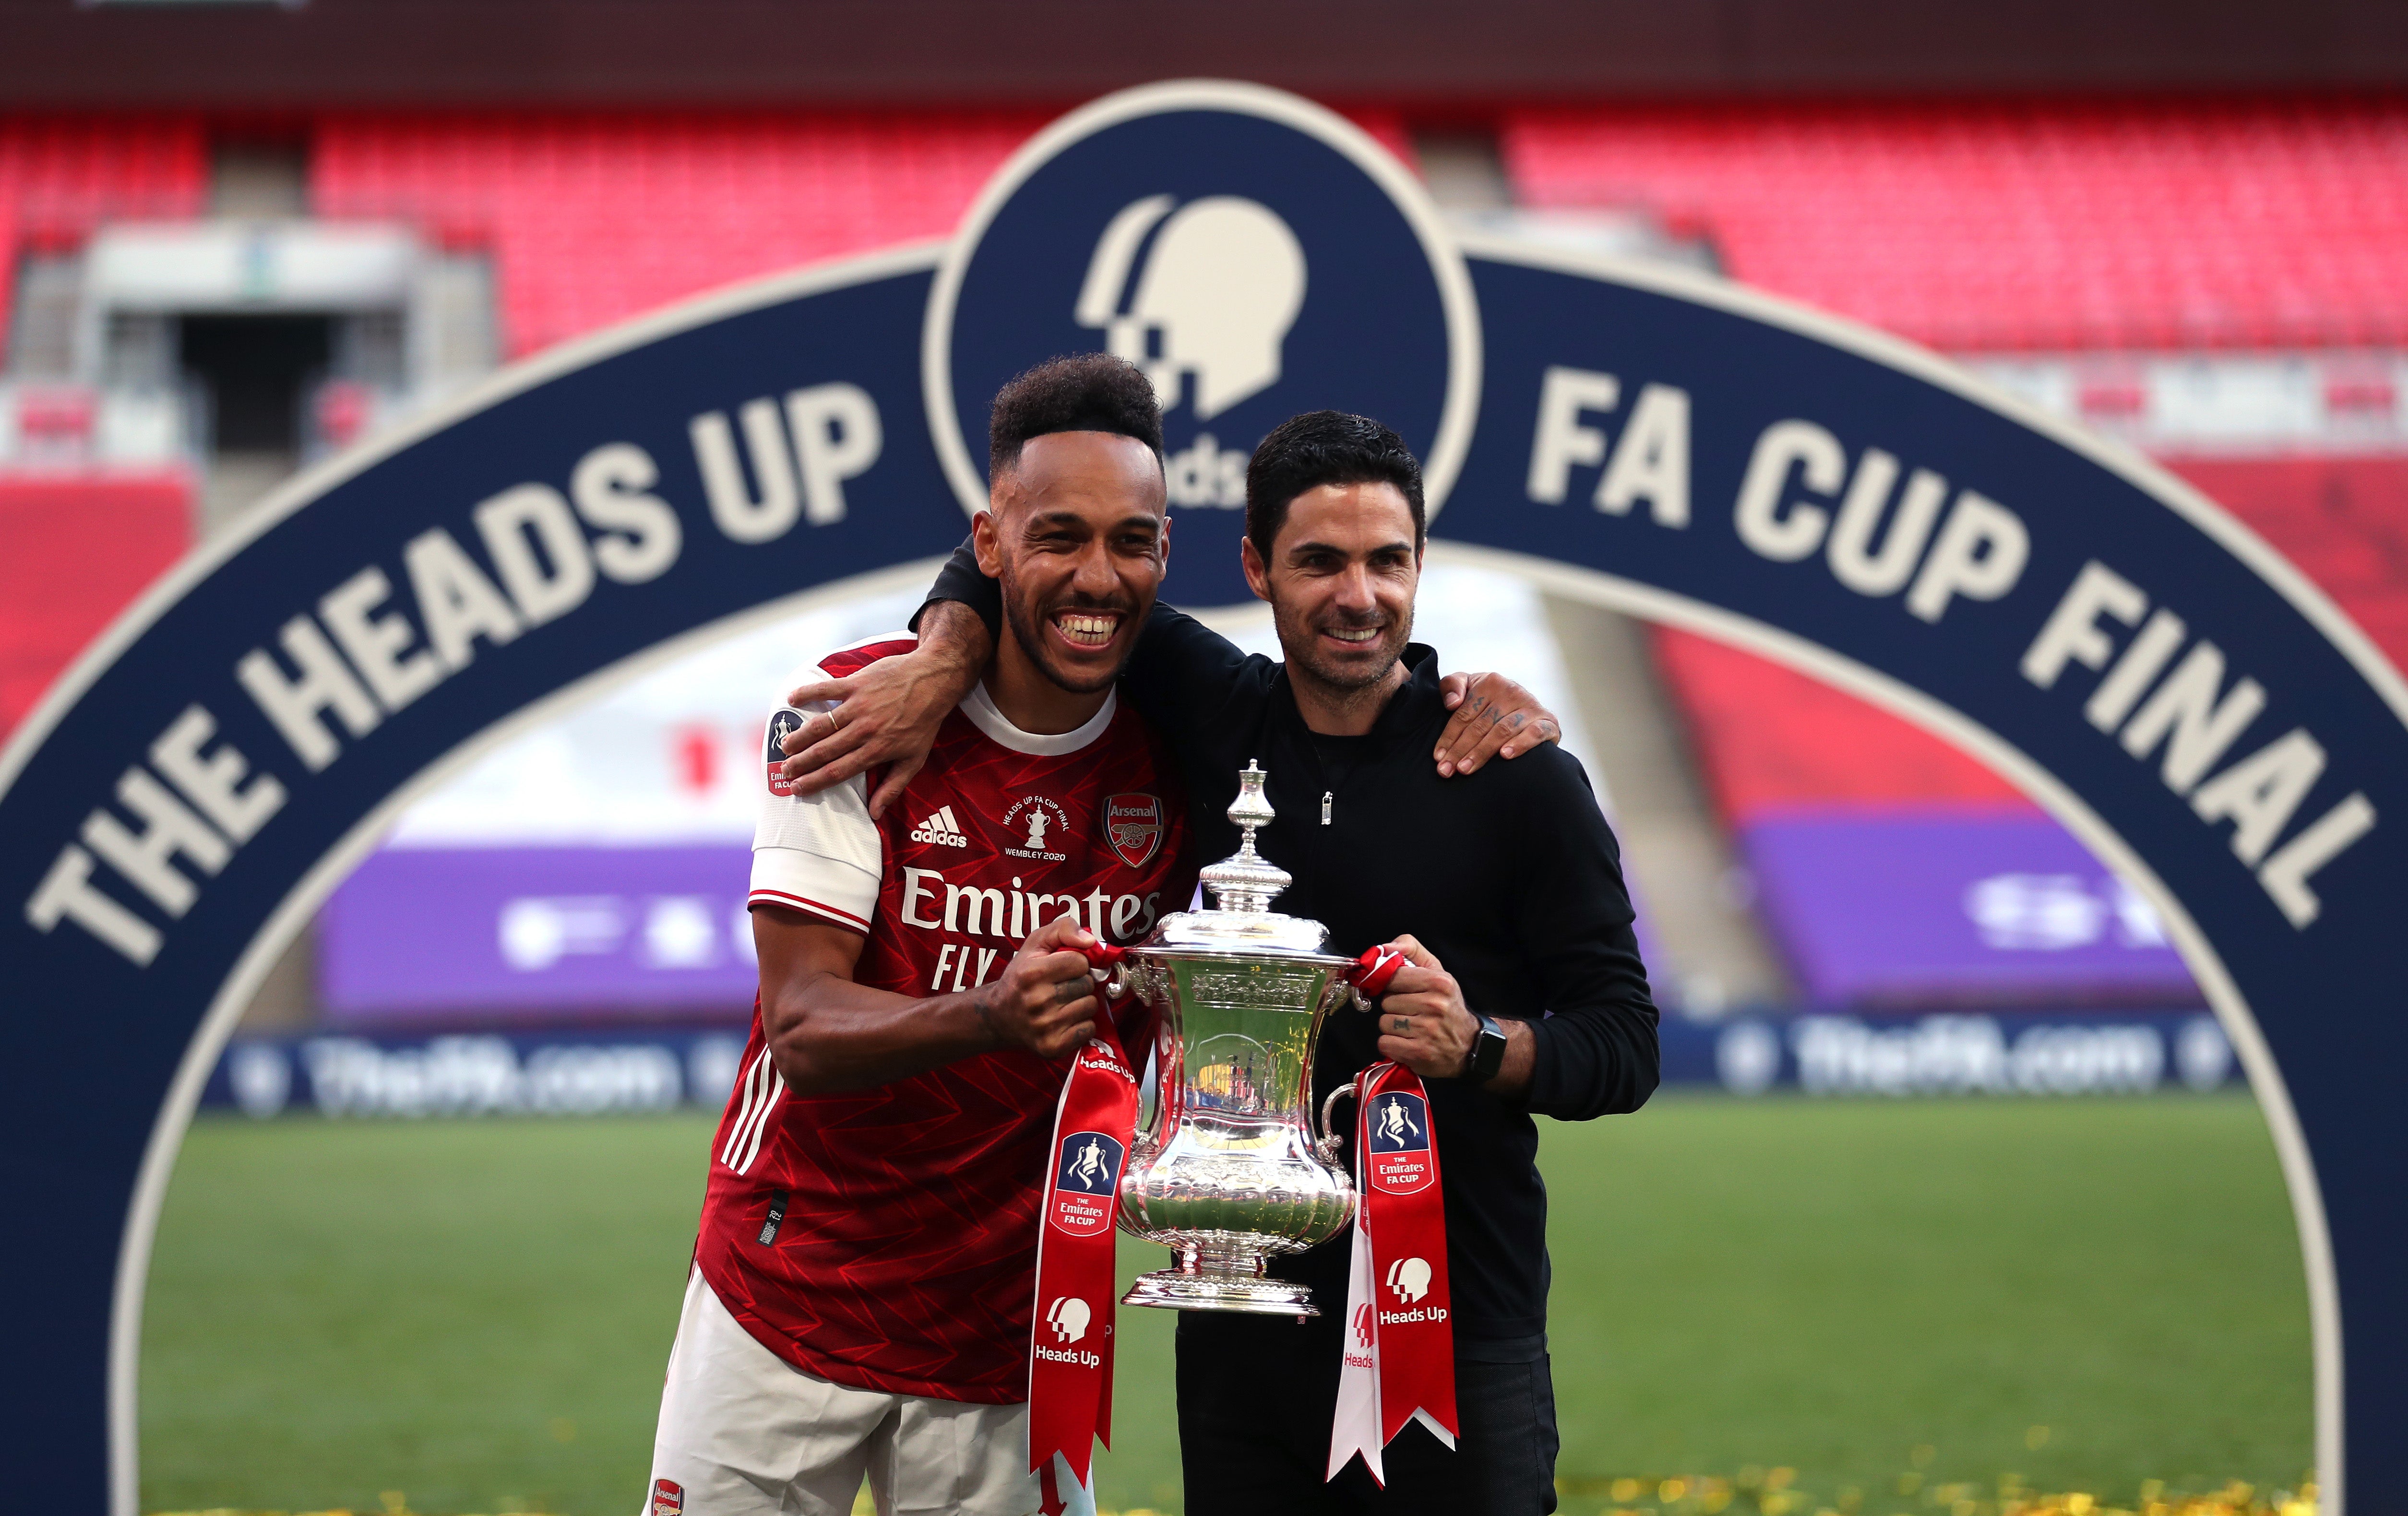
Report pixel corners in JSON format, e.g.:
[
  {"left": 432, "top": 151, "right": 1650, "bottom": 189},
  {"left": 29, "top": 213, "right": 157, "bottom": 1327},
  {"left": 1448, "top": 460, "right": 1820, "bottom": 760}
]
[
  {"left": 1002, "top": 795, "right": 1070, "bottom": 863},
  {"left": 1104, "top": 793, "right": 1164, "bottom": 867}
]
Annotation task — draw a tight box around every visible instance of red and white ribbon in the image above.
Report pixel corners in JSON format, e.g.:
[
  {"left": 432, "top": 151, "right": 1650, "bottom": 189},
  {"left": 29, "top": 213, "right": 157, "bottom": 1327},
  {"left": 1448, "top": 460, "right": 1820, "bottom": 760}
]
[
  {"left": 1327, "top": 1060, "right": 1458, "bottom": 1485},
  {"left": 1027, "top": 1018, "right": 1139, "bottom": 1512}
]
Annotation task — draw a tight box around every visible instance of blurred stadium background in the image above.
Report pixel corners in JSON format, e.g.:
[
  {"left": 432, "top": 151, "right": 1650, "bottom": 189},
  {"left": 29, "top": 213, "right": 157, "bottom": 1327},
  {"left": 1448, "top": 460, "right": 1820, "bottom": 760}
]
[{"left": 3, "top": 1, "right": 2396, "bottom": 1511}]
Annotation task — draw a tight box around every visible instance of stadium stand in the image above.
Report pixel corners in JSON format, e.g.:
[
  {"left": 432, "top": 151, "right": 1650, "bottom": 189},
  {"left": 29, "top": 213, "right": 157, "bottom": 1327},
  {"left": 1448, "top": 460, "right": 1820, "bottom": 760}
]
[
  {"left": 1650, "top": 626, "right": 2204, "bottom": 1006},
  {"left": 1651, "top": 628, "right": 2031, "bottom": 822},
  {"left": 312, "top": 111, "right": 1414, "bottom": 358},
  {"left": 2165, "top": 454, "right": 2408, "bottom": 672},
  {"left": 1495, "top": 100, "right": 2408, "bottom": 1003},
  {"left": 0, "top": 118, "right": 205, "bottom": 358},
  {"left": 0, "top": 126, "right": 203, "bottom": 743},
  {"left": 310, "top": 113, "right": 1047, "bottom": 358},
  {"left": 0, "top": 474, "right": 189, "bottom": 737},
  {"left": 1501, "top": 98, "right": 2408, "bottom": 353}
]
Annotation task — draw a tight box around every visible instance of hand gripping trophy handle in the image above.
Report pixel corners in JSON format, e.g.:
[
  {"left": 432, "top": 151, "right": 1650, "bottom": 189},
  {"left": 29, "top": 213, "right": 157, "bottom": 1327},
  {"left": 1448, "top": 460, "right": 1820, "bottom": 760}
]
[
  {"left": 1311, "top": 945, "right": 1410, "bottom": 1163},
  {"left": 1346, "top": 943, "right": 1408, "bottom": 1007},
  {"left": 1081, "top": 941, "right": 1131, "bottom": 1000}
]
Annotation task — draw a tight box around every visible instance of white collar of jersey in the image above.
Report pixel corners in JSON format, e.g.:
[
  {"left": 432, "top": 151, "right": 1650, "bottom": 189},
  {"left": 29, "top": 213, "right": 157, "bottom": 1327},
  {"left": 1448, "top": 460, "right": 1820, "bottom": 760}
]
[{"left": 960, "top": 681, "right": 1118, "bottom": 756}]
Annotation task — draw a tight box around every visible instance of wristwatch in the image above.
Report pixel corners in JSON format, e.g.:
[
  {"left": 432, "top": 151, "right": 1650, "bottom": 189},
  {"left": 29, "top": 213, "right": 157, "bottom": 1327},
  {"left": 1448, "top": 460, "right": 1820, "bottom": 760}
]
[{"left": 1461, "top": 1012, "right": 1508, "bottom": 1084}]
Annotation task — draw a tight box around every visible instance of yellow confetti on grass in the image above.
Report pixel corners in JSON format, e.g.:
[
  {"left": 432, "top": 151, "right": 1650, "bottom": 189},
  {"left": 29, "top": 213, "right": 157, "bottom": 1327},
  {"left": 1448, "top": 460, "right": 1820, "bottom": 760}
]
[
  {"left": 1549, "top": 1470, "right": 2315, "bottom": 1516},
  {"left": 148, "top": 1474, "right": 2316, "bottom": 1516}
]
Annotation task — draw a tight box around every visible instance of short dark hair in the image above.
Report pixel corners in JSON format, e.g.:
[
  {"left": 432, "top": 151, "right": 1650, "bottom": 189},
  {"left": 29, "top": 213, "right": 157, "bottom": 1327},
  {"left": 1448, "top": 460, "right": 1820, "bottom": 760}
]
[
  {"left": 988, "top": 353, "right": 1164, "bottom": 477},
  {"left": 1244, "top": 411, "right": 1426, "bottom": 563}
]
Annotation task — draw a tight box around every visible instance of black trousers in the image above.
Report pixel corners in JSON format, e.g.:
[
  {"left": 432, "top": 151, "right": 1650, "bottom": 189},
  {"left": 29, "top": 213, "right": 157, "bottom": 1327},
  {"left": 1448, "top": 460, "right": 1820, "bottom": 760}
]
[{"left": 1175, "top": 1311, "right": 1560, "bottom": 1516}]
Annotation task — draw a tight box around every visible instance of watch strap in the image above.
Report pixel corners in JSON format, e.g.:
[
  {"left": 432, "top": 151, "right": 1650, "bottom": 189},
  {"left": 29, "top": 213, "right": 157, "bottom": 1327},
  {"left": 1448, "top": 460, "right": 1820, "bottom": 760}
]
[{"left": 1463, "top": 1013, "right": 1508, "bottom": 1083}]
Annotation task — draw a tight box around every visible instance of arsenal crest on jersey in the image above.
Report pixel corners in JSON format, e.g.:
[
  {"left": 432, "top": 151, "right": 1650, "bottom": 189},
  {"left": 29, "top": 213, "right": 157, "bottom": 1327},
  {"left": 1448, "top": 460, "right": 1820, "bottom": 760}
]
[{"left": 1104, "top": 793, "right": 1164, "bottom": 867}]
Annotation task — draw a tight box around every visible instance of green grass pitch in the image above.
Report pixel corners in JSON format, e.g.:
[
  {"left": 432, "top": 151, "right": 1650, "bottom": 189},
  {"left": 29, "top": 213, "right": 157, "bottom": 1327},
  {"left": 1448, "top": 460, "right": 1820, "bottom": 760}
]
[{"left": 140, "top": 1093, "right": 2310, "bottom": 1515}]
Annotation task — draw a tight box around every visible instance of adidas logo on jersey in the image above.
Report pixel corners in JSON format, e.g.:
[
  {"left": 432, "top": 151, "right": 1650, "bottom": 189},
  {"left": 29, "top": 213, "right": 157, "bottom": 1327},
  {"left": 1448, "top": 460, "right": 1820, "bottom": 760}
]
[{"left": 910, "top": 805, "right": 969, "bottom": 848}]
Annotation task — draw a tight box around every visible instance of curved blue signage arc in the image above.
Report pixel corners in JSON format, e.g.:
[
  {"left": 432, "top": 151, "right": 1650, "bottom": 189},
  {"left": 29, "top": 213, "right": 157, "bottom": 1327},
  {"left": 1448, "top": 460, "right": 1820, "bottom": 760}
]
[{"left": 0, "top": 81, "right": 2396, "bottom": 1513}]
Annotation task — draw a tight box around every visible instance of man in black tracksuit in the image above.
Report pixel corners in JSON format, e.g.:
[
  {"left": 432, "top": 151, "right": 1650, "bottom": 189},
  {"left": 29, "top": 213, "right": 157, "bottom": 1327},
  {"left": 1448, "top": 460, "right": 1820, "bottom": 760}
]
[{"left": 792, "top": 409, "right": 1659, "bottom": 1515}]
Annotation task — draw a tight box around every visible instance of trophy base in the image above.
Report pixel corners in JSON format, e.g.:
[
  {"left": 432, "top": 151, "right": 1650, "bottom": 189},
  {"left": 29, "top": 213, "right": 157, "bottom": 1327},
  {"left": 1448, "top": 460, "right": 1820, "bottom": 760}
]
[{"left": 1121, "top": 1268, "right": 1322, "bottom": 1315}]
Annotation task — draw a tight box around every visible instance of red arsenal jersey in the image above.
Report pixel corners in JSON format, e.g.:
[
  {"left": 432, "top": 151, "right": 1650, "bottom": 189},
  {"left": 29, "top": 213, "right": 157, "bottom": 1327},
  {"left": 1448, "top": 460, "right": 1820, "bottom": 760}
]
[{"left": 695, "top": 633, "right": 1192, "bottom": 1403}]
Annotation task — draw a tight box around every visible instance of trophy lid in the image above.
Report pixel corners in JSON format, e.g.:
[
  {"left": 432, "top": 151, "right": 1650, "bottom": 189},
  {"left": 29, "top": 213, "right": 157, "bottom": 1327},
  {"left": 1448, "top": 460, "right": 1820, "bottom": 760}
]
[
  {"left": 1145, "top": 761, "right": 1342, "bottom": 959},
  {"left": 1199, "top": 760, "right": 1291, "bottom": 913}
]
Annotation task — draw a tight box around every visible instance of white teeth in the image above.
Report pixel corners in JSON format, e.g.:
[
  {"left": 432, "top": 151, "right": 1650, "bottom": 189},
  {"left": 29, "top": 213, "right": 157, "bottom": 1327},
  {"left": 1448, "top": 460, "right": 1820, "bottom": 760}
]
[
  {"left": 1327, "top": 627, "right": 1380, "bottom": 643},
  {"left": 1053, "top": 613, "right": 1120, "bottom": 646}
]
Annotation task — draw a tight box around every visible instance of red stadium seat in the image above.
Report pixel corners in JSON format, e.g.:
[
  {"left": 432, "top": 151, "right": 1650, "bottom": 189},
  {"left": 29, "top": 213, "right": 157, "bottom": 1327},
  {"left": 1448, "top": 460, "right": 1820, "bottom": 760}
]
[
  {"left": 1649, "top": 627, "right": 2033, "bottom": 826},
  {"left": 311, "top": 111, "right": 1416, "bottom": 358},
  {"left": 2162, "top": 455, "right": 2408, "bottom": 679},
  {"left": 1501, "top": 99, "right": 2408, "bottom": 353},
  {"left": 0, "top": 474, "right": 191, "bottom": 738},
  {"left": 0, "top": 118, "right": 206, "bottom": 355}
]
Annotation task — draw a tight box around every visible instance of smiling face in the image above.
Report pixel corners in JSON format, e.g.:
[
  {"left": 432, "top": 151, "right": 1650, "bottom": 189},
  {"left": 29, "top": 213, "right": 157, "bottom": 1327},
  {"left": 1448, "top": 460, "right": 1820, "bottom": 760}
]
[
  {"left": 1241, "top": 479, "right": 1419, "bottom": 694},
  {"left": 976, "top": 430, "right": 1168, "bottom": 696}
]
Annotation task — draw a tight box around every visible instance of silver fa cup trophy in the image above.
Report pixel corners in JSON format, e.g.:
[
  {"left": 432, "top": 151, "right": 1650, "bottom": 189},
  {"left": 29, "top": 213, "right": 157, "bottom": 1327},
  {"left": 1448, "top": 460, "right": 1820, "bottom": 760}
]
[{"left": 1085, "top": 761, "right": 1402, "bottom": 1315}]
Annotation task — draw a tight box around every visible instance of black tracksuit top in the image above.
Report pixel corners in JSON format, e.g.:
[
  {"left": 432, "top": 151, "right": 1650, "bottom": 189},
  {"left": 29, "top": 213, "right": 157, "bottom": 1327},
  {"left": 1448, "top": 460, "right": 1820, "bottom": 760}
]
[{"left": 923, "top": 559, "right": 1661, "bottom": 1353}]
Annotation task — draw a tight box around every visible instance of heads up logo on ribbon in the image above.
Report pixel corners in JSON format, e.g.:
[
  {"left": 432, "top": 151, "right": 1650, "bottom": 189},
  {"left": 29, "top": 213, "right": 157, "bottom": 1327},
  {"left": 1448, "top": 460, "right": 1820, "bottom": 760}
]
[{"left": 923, "top": 81, "right": 1484, "bottom": 607}]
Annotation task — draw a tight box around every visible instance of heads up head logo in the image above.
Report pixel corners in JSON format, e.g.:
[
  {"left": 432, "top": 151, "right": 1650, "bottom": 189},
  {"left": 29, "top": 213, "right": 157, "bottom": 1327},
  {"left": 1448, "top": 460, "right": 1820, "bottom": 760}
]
[{"left": 924, "top": 82, "right": 1483, "bottom": 606}]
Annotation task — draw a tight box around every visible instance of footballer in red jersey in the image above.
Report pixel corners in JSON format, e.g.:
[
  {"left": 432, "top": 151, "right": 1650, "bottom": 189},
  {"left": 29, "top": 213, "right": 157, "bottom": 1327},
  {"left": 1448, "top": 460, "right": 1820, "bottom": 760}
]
[
  {"left": 645, "top": 356, "right": 1185, "bottom": 1516},
  {"left": 705, "top": 630, "right": 1189, "bottom": 1396}
]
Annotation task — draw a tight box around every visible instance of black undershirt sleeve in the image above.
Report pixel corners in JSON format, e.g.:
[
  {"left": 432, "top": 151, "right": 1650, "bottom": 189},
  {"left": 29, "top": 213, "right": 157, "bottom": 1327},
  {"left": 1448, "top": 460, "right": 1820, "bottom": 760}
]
[
  {"left": 911, "top": 535, "right": 1000, "bottom": 639},
  {"left": 1507, "top": 755, "right": 1662, "bottom": 1121},
  {"left": 1119, "top": 602, "right": 1254, "bottom": 752}
]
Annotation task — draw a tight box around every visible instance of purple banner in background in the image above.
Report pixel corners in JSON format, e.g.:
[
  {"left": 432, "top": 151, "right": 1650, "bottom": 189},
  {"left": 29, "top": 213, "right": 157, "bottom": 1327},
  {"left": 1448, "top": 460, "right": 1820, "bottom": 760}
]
[
  {"left": 322, "top": 846, "right": 758, "bottom": 1023},
  {"left": 1740, "top": 809, "right": 2201, "bottom": 1008}
]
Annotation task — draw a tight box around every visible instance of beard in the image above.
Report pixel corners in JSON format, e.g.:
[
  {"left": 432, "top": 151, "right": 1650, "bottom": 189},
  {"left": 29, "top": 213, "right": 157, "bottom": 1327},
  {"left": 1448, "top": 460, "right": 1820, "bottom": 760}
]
[
  {"left": 1274, "top": 596, "right": 1413, "bottom": 693},
  {"left": 999, "top": 568, "right": 1136, "bottom": 696}
]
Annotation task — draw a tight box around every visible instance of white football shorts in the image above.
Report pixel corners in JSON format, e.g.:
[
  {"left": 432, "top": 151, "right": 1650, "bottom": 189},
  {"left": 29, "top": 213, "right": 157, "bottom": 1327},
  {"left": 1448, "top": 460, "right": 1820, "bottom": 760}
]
[{"left": 643, "top": 1268, "right": 1096, "bottom": 1516}]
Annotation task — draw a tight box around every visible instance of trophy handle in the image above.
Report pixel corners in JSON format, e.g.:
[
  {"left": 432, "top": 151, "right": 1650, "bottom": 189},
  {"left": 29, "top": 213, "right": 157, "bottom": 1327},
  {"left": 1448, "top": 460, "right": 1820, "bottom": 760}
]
[
  {"left": 1082, "top": 942, "right": 1131, "bottom": 1000},
  {"left": 1316, "top": 1079, "right": 1359, "bottom": 1166},
  {"left": 1340, "top": 945, "right": 1407, "bottom": 1011}
]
